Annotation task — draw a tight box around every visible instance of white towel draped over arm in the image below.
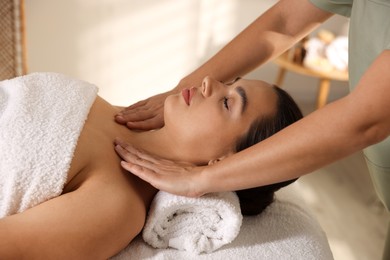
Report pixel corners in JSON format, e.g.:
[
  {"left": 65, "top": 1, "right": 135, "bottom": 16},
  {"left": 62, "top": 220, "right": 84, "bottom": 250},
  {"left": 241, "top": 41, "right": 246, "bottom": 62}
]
[
  {"left": 142, "top": 191, "right": 243, "bottom": 254},
  {"left": 0, "top": 73, "right": 97, "bottom": 217}
]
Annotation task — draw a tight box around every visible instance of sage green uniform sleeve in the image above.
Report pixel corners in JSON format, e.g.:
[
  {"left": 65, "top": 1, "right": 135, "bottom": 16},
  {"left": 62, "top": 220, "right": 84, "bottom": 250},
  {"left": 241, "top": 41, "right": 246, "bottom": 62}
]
[{"left": 310, "top": 1, "right": 390, "bottom": 259}]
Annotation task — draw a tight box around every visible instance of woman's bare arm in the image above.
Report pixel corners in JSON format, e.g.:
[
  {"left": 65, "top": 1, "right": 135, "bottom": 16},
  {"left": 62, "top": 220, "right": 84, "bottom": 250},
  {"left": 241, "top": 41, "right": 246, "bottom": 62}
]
[
  {"left": 116, "top": 0, "right": 333, "bottom": 130},
  {"left": 0, "top": 177, "right": 145, "bottom": 259}
]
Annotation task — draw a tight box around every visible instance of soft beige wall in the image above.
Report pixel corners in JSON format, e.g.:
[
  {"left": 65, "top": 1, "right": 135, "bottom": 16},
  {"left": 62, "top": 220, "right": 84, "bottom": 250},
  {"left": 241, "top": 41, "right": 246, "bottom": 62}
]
[{"left": 24, "top": 0, "right": 349, "bottom": 108}]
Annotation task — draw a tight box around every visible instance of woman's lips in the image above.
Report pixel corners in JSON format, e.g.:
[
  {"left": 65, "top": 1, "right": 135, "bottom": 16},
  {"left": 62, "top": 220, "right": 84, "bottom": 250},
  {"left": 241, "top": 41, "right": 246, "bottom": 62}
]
[
  {"left": 182, "top": 88, "right": 194, "bottom": 105},
  {"left": 182, "top": 89, "right": 190, "bottom": 105}
]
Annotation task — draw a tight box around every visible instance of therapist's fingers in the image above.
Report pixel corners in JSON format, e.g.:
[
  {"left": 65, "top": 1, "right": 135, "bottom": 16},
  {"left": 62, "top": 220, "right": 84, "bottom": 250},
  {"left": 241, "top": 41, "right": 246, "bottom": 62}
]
[
  {"left": 115, "top": 90, "right": 174, "bottom": 130},
  {"left": 115, "top": 138, "right": 192, "bottom": 172},
  {"left": 116, "top": 111, "right": 164, "bottom": 130},
  {"left": 115, "top": 106, "right": 163, "bottom": 126},
  {"left": 115, "top": 145, "right": 158, "bottom": 173},
  {"left": 120, "top": 158, "right": 204, "bottom": 198},
  {"left": 125, "top": 99, "right": 148, "bottom": 110},
  {"left": 114, "top": 138, "right": 162, "bottom": 163},
  {"left": 115, "top": 101, "right": 149, "bottom": 123},
  {"left": 114, "top": 138, "right": 174, "bottom": 171},
  {"left": 118, "top": 101, "right": 160, "bottom": 119},
  {"left": 114, "top": 139, "right": 204, "bottom": 197},
  {"left": 126, "top": 114, "right": 164, "bottom": 131}
]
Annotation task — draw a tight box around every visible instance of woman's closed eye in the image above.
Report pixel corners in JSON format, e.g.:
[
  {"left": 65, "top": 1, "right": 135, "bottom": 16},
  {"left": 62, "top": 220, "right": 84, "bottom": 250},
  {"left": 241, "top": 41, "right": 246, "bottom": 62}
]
[{"left": 223, "top": 97, "right": 230, "bottom": 110}]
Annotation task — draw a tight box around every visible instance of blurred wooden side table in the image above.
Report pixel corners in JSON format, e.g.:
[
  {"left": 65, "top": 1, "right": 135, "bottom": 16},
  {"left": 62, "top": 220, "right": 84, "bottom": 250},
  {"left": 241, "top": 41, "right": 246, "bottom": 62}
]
[{"left": 274, "top": 52, "right": 348, "bottom": 109}]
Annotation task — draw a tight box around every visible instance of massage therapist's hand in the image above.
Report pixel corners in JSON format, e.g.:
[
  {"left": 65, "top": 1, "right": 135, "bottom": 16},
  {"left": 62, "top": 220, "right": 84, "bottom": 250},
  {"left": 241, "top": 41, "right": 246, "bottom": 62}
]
[
  {"left": 115, "top": 89, "right": 175, "bottom": 130},
  {"left": 114, "top": 138, "right": 207, "bottom": 197}
]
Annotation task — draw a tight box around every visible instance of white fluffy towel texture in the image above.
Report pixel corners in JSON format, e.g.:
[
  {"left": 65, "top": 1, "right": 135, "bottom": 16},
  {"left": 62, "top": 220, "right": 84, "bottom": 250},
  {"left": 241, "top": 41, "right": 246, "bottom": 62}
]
[
  {"left": 142, "top": 191, "right": 243, "bottom": 254},
  {"left": 0, "top": 72, "right": 97, "bottom": 217},
  {"left": 111, "top": 184, "right": 333, "bottom": 260}
]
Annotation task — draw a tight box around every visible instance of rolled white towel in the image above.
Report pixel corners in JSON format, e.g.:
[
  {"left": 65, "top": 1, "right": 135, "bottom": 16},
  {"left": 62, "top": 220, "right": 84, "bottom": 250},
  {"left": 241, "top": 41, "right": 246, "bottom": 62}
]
[
  {"left": 325, "top": 36, "right": 349, "bottom": 71},
  {"left": 142, "top": 191, "right": 242, "bottom": 254},
  {"left": 303, "top": 38, "right": 334, "bottom": 73}
]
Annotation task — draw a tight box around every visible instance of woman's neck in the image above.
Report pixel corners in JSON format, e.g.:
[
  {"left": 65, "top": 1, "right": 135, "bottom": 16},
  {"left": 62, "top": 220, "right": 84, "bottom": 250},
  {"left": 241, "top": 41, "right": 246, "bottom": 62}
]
[
  {"left": 123, "top": 128, "right": 197, "bottom": 165},
  {"left": 111, "top": 104, "right": 205, "bottom": 165}
]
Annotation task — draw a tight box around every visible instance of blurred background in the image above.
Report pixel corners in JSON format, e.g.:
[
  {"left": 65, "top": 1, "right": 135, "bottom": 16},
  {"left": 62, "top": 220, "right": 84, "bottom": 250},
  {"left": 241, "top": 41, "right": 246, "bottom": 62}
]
[{"left": 20, "top": 0, "right": 388, "bottom": 259}]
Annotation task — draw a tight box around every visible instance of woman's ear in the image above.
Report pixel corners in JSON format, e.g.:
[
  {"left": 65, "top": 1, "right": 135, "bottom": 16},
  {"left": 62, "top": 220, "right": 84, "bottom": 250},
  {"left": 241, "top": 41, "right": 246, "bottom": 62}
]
[{"left": 208, "top": 152, "right": 233, "bottom": 166}]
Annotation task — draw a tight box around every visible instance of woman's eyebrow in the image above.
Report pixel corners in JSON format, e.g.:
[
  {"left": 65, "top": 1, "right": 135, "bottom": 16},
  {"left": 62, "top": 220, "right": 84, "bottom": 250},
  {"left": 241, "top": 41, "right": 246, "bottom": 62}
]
[{"left": 235, "top": 86, "right": 247, "bottom": 114}]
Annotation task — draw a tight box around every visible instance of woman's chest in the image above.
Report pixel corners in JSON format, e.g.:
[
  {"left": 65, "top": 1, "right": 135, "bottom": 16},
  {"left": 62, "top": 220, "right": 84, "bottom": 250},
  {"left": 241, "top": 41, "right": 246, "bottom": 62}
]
[{"left": 63, "top": 98, "right": 128, "bottom": 193}]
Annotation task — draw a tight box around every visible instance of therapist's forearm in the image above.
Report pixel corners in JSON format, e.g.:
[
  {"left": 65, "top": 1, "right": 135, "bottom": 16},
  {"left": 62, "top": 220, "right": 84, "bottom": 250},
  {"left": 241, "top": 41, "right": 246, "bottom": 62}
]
[
  {"left": 177, "top": 0, "right": 332, "bottom": 89},
  {"left": 201, "top": 99, "right": 374, "bottom": 192},
  {"left": 200, "top": 51, "right": 390, "bottom": 193}
]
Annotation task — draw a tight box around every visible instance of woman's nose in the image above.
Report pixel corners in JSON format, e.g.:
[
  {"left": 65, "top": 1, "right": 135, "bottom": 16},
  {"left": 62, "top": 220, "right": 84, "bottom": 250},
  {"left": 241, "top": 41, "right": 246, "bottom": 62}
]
[{"left": 201, "top": 76, "right": 220, "bottom": 97}]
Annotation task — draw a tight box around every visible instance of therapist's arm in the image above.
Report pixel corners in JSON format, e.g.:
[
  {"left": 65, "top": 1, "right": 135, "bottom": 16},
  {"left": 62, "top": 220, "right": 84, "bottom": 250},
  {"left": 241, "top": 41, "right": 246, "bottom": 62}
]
[
  {"left": 116, "top": 0, "right": 333, "bottom": 130},
  {"left": 116, "top": 51, "right": 390, "bottom": 197},
  {"left": 177, "top": 0, "right": 332, "bottom": 87}
]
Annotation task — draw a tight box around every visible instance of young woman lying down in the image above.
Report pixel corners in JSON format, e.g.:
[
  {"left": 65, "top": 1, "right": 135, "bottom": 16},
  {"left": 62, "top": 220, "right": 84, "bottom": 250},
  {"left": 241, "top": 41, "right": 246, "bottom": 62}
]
[{"left": 0, "top": 73, "right": 302, "bottom": 259}]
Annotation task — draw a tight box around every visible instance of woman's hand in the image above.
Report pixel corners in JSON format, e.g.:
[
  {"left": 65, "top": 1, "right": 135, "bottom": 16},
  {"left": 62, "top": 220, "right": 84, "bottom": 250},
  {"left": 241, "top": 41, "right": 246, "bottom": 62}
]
[
  {"left": 114, "top": 138, "right": 207, "bottom": 197},
  {"left": 115, "top": 90, "right": 175, "bottom": 130}
]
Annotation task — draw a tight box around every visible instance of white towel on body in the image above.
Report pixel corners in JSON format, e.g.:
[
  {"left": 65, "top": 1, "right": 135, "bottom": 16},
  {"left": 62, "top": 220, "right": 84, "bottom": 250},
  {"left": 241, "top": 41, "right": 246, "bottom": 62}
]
[
  {"left": 142, "top": 191, "right": 243, "bottom": 254},
  {"left": 0, "top": 72, "right": 97, "bottom": 217}
]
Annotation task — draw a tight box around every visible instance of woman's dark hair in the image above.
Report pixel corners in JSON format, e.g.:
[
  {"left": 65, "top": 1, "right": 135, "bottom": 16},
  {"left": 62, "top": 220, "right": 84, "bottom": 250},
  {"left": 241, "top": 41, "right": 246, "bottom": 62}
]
[{"left": 235, "top": 85, "right": 303, "bottom": 216}]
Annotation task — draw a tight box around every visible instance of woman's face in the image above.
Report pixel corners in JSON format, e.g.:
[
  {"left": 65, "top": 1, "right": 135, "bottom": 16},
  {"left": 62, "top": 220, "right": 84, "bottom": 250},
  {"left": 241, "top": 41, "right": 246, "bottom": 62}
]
[{"left": 164, "top": 76, "right": 278, "bottom": 164}]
